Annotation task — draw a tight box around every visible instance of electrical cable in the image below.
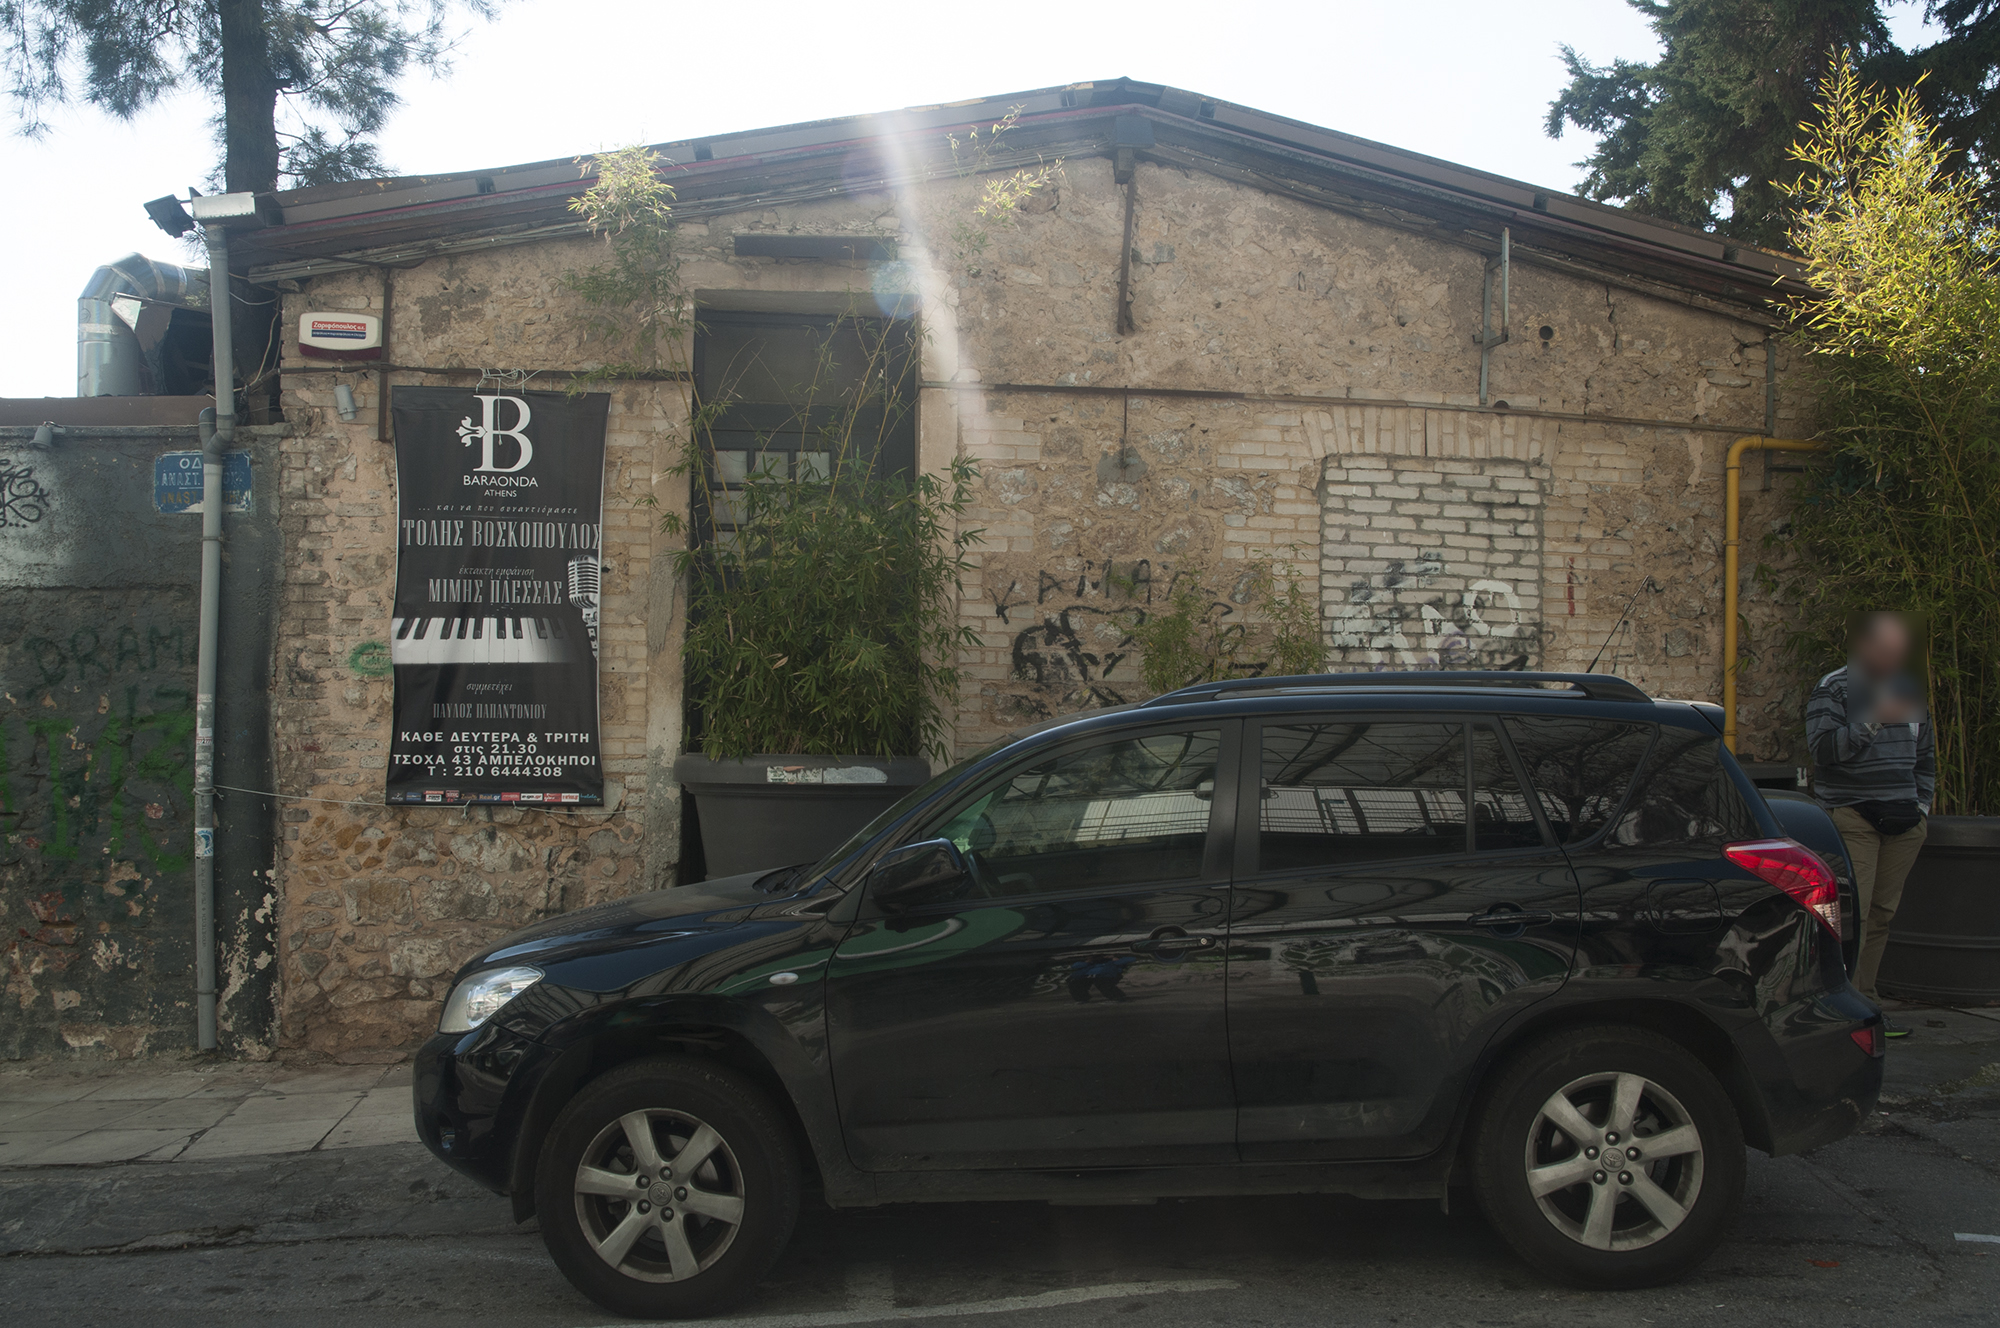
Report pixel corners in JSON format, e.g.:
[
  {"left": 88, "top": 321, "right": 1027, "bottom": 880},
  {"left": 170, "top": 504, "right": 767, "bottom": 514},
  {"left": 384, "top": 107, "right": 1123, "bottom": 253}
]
[{"left": 1584, "top": 576, "right": 1663, "bottom": 674}]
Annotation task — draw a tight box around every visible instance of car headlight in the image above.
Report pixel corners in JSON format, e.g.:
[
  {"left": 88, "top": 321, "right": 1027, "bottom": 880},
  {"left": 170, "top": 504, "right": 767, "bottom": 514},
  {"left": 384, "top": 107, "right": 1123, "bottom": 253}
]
[{"left": 439, "top": 965, "right": 543, "bottom": 1034}]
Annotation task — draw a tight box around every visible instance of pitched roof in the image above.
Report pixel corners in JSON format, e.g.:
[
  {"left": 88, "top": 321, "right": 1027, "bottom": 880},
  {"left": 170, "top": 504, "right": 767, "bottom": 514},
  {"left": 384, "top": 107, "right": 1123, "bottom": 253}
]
[{"left": 236, "top": 76, "right": 1804, "bottom": 312}]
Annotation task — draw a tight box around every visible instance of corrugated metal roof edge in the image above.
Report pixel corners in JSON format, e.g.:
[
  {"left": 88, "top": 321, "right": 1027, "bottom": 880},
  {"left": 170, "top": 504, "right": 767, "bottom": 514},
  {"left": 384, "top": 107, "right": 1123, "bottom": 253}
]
[{"left": 238, "top": 78, "right": 1804, "bottom": 299}]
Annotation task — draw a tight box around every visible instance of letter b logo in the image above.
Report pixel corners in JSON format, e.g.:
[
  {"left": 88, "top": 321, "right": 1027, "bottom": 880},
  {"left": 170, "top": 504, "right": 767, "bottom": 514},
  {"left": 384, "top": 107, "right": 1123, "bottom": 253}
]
[{"left": 458, "top": 395, "right": 534, "bottom": 472}]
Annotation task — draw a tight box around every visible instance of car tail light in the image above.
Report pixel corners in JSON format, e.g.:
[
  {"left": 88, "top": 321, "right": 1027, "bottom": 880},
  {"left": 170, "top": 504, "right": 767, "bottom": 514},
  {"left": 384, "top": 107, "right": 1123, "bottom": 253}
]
[
  {"left": 1850, "top": 1025, "right": 1885, "bottom": 1057},
  {"left": 1725, "top": 838, "right": 1842, "bottom": 938}
]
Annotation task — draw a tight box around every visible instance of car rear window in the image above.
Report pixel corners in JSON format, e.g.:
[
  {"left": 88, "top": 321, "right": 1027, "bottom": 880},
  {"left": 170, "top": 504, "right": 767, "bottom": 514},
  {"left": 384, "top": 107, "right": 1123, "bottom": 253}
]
[
  {"left": 1507, "top": 717, "right": 1757, "bottom": 850},
  {"left": 1504, "top": 716, "right": 1653, "bottom": 844},
  {"left": 1606, "top": 726, "right": 1760, "bottom": 849}
]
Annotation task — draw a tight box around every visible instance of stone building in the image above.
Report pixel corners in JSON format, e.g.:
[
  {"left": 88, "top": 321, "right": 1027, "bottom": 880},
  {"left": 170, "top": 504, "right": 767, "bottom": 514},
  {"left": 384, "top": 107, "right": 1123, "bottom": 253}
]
[{"left": 9, "top": 78, "right": 1818, "bottom": 1059}]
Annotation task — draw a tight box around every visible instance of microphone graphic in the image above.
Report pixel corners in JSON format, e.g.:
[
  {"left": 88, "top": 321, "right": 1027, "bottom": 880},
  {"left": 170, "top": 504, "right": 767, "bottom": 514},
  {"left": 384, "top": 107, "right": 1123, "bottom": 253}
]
[{"left": 567, "top": 556, "right": 601, "bottom": 658}]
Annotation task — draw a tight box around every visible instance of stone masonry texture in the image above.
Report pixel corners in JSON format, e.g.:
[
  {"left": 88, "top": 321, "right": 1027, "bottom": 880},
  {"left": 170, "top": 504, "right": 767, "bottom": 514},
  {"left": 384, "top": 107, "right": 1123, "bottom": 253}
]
[{"left": 249, "top": 143, "right": 1813, "bottom": 1056}]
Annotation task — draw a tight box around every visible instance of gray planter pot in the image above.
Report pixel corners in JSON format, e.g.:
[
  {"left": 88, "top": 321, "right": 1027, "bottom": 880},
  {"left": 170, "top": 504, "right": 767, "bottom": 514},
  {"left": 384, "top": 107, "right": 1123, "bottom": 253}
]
[
  {"left": 673, "top": 753, "right": 931, "bottom": 880},
  {"left": 1877, "top": 814, "right": 2000, "bottom": 1004}
]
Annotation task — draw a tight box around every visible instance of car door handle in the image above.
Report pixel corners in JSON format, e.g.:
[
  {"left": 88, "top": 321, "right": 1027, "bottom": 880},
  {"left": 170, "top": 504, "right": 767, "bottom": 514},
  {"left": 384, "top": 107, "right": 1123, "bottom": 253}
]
[
  {"left": 1468, "top": 907, "right": 1555, "bottom": 929},
  {"left": 1129, "top": 933, "right": 1217, "bottom": 953}
]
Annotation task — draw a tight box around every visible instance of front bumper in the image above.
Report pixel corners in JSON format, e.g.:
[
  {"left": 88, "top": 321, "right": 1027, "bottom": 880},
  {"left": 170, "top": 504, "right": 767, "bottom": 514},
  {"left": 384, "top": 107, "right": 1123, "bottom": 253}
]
[{"left": 413, "top": 1022, "right": 559, "bottom": 1193}]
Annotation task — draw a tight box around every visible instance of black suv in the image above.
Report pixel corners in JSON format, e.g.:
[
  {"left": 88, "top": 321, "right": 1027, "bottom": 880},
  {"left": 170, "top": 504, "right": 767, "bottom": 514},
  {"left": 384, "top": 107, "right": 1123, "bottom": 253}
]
[{"left": 414, "top": 672, "right": 1883, "bottom": 1317}]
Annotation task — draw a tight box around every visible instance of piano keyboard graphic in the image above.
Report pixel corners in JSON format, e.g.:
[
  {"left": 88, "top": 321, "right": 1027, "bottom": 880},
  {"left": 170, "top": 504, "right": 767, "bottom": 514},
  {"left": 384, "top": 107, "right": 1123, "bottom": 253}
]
[{"left": 390, "top": 614, "right": 585, "bottom": 665}]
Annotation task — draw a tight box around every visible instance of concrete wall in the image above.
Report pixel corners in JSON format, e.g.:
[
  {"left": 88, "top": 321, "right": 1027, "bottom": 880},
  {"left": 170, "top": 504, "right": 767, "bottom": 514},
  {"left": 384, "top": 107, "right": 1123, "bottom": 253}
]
[
  {"left": 2, "top": 426, "right": 281, "bottom": 1059},
  {"left": 269, "top": 147, "right": 1812, "bottom": 1054}
]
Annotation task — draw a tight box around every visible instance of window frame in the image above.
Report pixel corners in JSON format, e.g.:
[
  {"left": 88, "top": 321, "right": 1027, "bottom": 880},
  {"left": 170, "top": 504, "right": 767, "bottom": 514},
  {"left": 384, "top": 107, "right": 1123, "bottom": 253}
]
[
  {"left": 1234, "top": 710, "right": 1558, "bottom": 880},
  {"left": 690, "top": 309, "right": 921, "bottom": 553},
  {"left": 862, "top": 717, "right": 1243, "bottom": 913}
]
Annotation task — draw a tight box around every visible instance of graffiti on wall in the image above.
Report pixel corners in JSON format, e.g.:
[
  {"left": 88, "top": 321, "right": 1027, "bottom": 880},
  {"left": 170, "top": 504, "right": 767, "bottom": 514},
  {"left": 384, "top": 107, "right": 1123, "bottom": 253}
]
[
  {"left": 1328, "top": 551, "right": 1538, "bottom": 670},
  {"left": 3, "top": 613, "right": 197, "bottom": 1054},
  {"left": 990, "top": 555, "right": 1280, "bottom": 720},
  {"left": 0, "top": 462, "right": 51, "bottom": 529},
  {"left": 992, "top": 558, "right": 1155, "bottom": 714}
]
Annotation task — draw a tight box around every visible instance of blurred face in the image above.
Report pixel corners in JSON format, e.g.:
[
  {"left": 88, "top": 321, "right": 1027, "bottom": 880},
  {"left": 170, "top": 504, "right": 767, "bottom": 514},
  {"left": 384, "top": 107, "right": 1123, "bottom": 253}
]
[{"left": 1855, "top": 615, "right": 1911, "bottom": 678}]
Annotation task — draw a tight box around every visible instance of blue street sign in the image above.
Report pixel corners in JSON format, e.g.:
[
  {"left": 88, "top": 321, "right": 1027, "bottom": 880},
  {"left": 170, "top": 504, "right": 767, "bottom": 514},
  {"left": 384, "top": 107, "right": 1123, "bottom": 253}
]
[{"left": 155, "top": 451, "right": 252, "bottom": 514}]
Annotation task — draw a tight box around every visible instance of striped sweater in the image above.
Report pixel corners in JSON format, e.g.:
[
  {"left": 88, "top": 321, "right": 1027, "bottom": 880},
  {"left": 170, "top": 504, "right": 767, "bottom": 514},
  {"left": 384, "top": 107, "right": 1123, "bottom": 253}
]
[{"left": 1807, "top": 664, "right": 1937, "bottom": 811}]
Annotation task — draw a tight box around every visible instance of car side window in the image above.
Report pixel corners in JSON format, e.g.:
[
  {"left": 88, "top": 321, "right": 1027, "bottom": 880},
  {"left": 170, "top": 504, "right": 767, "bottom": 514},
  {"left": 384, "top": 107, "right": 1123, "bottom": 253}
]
[
  {"left": 929, "top": 729, "right": 1220, "bottom": 897},
  {"left": 1258, "top": 720, "right": 1469, "bottom": 872},
  {"left": 1606, "top": 726, "right": 1760, "bottom": 849},
  {"left": 1504, "top": 716, "right": 1654, "bottom": 843},
  {"left": 1472, "top": 725, "right": 1546, "bottom": 851}
]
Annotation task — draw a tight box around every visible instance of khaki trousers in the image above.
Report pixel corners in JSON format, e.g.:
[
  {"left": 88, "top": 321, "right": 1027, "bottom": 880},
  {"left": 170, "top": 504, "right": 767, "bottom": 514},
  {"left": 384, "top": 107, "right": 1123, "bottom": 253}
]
[{"left": 1828, "top": 806, "right": 1929, "bottom": 999}]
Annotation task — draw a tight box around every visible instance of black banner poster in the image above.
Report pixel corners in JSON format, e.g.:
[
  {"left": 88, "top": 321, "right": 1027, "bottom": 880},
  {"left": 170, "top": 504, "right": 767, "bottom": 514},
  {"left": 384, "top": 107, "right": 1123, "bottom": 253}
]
[{"left": 386, "top": 387, "right": 609, "bottom": 806}]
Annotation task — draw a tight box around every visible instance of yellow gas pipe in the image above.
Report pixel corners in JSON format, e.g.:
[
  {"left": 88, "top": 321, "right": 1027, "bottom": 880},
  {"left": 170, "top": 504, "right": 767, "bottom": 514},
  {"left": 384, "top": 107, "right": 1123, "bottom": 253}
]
[{"left": 1722, "top": 436, "right": 1827, "bottom": 752}]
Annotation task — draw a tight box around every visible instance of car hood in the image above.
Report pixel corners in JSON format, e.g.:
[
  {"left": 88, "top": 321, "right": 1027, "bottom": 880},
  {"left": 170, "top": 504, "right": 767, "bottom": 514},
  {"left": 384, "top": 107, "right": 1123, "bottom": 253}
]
[{"left": 461, "top": 868, "right": 793, "bottom": 973}]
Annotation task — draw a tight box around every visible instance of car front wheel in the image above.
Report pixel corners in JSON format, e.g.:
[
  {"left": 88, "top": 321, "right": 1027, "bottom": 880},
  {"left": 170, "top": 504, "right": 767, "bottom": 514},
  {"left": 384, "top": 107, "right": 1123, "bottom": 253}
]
[
  {"left": 534, "top": 1056, "right": 800, "bottom": 1318},
  {"left": 1471, "top": 1027, "right": 1745, "bottom": 1288}
]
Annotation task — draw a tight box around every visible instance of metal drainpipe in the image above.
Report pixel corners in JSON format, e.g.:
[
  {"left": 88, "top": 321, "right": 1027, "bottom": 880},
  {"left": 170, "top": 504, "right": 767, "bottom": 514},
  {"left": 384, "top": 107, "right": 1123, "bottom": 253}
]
[
  {"left": 1722, "top": 435, "right": 1825, "bottom": 754},
  {"left": 193, "top": 224, "right": 237, "bottom": 1051}
]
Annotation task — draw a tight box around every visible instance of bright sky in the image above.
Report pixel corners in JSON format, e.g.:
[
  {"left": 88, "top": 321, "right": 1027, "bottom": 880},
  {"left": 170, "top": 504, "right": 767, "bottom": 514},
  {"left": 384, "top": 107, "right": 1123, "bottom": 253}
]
[{"left": 0, "top": 0, "right": 1942, "bottom": 397}]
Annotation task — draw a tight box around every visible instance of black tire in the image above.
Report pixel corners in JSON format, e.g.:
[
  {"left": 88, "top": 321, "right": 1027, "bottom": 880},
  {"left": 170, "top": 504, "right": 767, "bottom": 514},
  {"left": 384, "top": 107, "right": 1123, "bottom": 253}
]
[
  {"left": 1471, "top": 1026, "right": 1745, "bottom": 1289},
  {"left": 534, "top": 1056, "right": 800, "bottom": 1319}
]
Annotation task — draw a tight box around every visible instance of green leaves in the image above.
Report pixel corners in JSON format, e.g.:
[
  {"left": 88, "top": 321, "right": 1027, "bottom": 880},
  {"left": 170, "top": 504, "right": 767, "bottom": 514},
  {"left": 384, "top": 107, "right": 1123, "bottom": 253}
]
[
  {"left": 558, "top": 145, "right": 987, "bottom": 765},
  {"left": 939, "top": 106, "right": 1062, "bottom": 277},
  {"left": 563, "top": 145, "right": 686, "bottom": 379},
  {"left": 1780, "top": 55, "right": 2000, "bottom": 812},
  {"left": 1547, "top": 1, "right": 1895, "bottom": 248},
  {"left": 1122, "top": 561, "right": 1327, "bottom": 694},
  {"left": 678, "top": 452, "right": 982, "bottom": 764},
  {"left": 0, "top": 0, "right": 498, "bottom": 189}
]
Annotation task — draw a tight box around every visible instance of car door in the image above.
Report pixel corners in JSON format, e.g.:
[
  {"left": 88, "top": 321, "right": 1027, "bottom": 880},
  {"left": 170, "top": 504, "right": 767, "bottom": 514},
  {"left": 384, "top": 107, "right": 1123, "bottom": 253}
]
[
  {"left": 1225, "top": 713, "right": 1581, "bottom": 1161},
  {"left": 824, "top": 721, "right": 1240, "bottom": 1171}
]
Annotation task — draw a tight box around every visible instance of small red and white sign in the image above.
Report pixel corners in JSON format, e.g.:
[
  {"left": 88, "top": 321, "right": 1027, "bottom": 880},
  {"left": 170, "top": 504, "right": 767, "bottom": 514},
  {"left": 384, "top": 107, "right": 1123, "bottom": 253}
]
[{"left": 298, "top": 311, "right": 383, "bottom": 361}]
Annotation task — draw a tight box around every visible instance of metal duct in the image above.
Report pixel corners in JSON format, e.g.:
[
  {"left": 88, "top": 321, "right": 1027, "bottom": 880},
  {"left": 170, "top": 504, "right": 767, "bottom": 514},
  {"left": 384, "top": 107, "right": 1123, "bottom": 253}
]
[{"left": 77, "top": 254, "right": 209, "bottom": 397}]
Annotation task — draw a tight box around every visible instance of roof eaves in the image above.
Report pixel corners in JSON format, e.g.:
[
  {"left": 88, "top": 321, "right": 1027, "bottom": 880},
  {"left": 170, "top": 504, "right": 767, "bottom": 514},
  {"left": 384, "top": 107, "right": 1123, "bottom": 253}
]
[{"left": 239, "top": 80, "right": 1803, "bottom": 303}]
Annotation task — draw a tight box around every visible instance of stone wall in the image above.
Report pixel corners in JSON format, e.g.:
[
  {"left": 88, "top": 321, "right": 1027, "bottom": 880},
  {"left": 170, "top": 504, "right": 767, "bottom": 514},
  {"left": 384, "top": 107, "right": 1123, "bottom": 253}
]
[
  {"left": 952, "top": 391, "right": 1321, "bottom": 734},
  {"left": 936, "top": 158, "right": 1811, "bottom": 755},
  {"left": 265, "top": 141, "right": 1815, "bottom": 1054},
  {"left": 270, "top": 236, "right": 698, "bottom": 1055}
]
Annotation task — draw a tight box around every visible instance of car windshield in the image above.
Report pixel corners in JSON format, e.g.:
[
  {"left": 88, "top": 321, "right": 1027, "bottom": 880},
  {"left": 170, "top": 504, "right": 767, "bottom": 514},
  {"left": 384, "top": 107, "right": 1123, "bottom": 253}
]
[{"left": 802, "top": 735, "right": 1016, "bottom": 884}]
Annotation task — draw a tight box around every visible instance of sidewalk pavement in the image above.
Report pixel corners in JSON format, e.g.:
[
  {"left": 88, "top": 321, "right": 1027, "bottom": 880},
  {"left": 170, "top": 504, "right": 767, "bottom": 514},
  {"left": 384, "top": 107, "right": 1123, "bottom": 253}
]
[{"left": 0, "top": 1059, "right": 413, "bottom": 1167}]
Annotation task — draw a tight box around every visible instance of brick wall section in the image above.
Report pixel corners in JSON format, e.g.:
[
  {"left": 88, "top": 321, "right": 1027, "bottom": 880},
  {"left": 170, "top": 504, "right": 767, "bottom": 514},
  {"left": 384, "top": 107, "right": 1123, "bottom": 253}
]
[{"left": 1321, "top": 452, "right": 1546, "bottom": 669}]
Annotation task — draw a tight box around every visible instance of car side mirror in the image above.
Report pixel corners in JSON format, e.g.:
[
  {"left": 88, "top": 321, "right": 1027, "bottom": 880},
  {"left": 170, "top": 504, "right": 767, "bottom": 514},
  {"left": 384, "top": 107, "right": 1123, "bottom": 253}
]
[{"left": 870, "top": 838, "right": 970, "bottom": 913}]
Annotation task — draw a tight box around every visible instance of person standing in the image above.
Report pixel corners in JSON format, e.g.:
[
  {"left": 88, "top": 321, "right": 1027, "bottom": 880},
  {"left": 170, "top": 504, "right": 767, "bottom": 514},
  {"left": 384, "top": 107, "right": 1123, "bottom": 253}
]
[{"left": 1807, "top": 612, "right": 1935, "bottom": 1036}]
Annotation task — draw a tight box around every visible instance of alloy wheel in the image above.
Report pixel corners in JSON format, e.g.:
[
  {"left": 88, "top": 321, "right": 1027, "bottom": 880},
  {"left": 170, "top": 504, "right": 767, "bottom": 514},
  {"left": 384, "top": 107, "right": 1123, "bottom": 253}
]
[
  {"left": 573, "top": 1108, "right": 747, "bottom": 1282},
  {"left": 1521, "top": 1070, "right": 1706, "bottom": 1252}
]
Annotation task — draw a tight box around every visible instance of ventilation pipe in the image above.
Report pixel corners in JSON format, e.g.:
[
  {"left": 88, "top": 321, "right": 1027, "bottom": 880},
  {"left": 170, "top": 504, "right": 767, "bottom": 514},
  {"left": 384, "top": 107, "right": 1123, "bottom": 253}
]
[{"left": 78, "top": 254, "right": 208, "bottom": 396}]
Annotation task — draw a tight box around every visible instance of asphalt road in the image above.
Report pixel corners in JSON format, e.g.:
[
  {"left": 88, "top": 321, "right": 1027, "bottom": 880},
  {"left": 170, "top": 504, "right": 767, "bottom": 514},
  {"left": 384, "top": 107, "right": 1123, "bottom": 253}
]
[{"left": 2, "top": 1009, "right": 1995, "bottom": 1328}]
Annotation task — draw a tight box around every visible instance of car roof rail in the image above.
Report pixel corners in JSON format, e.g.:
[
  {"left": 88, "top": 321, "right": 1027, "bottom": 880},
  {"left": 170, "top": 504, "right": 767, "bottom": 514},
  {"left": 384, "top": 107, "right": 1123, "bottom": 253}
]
[{"left": 1137, "top": 670, "right": 1653, "bottom": 708}]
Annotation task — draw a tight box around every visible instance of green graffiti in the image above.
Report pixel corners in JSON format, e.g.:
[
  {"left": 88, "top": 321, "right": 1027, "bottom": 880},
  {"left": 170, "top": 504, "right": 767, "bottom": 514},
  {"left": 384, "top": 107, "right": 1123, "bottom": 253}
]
[
  {"left": 10, "top": 685, "right": 193, "bottom": 870},
  {"left": 22, "top": 626, "right": 188, "bottom": 687},
  {"left": 348, "top": 640, "right": 393, "bottom": 677}
]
